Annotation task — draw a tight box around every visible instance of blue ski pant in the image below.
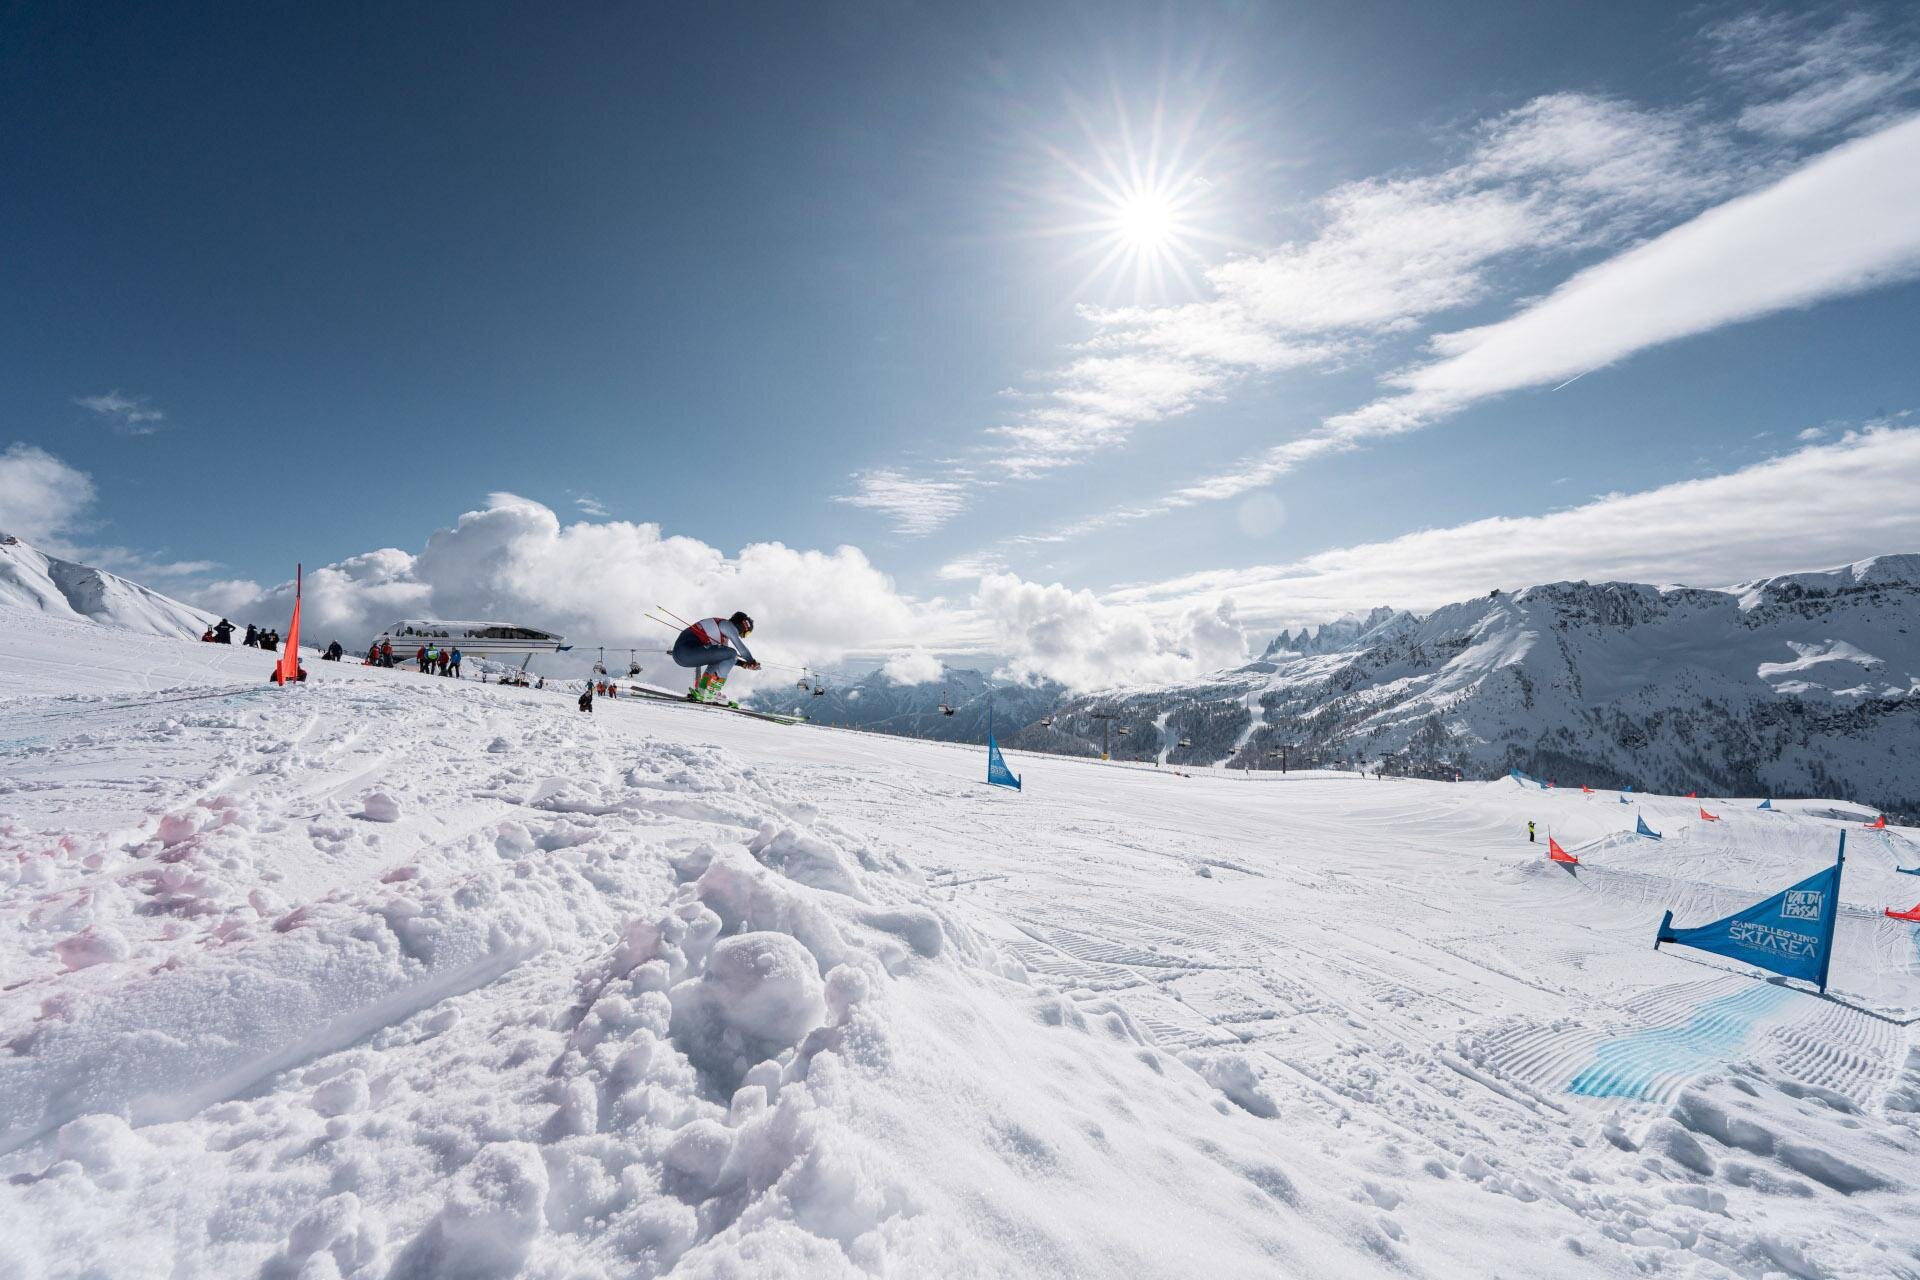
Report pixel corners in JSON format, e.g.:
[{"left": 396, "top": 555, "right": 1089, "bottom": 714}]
[{"left": 672, "top": 629, "right": 737, "bottom": 679}]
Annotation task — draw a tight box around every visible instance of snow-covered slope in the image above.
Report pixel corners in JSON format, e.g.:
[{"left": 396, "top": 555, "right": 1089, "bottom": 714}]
[
  {"left": 2, "top": 605, "right": 1918, "bottom": 1279},
  {"left": 1038, "top": 556, "right": 1920, "bottom": 816},
  {"left": 0, "top": 535, "right": 214, "bottom": 638}
]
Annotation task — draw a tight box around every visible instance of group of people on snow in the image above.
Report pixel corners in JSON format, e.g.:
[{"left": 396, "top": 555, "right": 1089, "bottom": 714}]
[
  {"left": 412, "top": 644, "right": 462, "bottom": 677},
  {"left": 200, "top": 620, "right": 290, "bottom": 650}
]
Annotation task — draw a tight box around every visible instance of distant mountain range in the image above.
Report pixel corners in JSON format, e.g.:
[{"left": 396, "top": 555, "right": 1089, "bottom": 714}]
[
  {"left": 0, "top": 534, "right": 213, "bottom": 638},
  {"left": 756, "top": 556, "right": 1920, "bottom": 817},
  {"left": 751, "top": 664, "right": 1064, "bottom": 743},
  {"left": 1034, "top": 555, "right": 1920, "bottom": 816}
]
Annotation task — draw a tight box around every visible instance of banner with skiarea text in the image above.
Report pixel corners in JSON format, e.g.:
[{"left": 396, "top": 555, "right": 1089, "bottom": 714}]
[
  {"left": 987, "top": 735, "right": 1021, "bottom": 790},
  {"left": 1656, "top": 835, "right": 1844, "bottom": 992}
]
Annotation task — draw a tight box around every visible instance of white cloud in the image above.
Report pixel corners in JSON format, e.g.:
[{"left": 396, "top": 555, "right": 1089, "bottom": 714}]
[
  {"left": 1034, "top": 108, "right": 1920, "bottom": 533},
  {"left": 936, "top": 552, "right": 1007, "bottom": 581},
  {"left": 1107, "top": 425, "right": 1920, "bottom": 629},
  {"left": 573, "top": 494, "right": 609, "bottom": 517},
  {"left": 973, "top": 573, "right": 1246, "bottom": 690},
  {"left": 75, "top": 392, "right": 165, "bottom": 436},
  {"left": 833, "top": 468, "right": 970, "bottom": 536},
  {"left": 1708, "top": 10, "right": 1920, "bottom": 139},
  {"left": 0, "top": 443, "right": 96, "bottom": 547},
  {"left": 879, "top": 648, "right": 944, "bottom": 685},
  {"left": 1797, "top": 426, "right": 1827, "bottom": 442},
  {"left": 1394, "top": 111, "right": 1920, "bottom": 409},
  {"left": 210, "top": 493, "right": 938, "bottom": 685}
]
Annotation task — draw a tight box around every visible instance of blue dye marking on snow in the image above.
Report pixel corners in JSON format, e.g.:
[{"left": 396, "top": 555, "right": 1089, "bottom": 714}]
[{"left": 1566, "top": 984, "right": 1793, "bottom": 1100}]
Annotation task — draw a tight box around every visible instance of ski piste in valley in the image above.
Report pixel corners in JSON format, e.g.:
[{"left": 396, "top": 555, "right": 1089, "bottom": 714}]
[{"left": 2, "top": 603, "right": 1919, "bottom": 1278}]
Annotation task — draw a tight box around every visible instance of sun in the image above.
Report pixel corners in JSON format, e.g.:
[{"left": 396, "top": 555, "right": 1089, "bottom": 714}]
[
  {"left": 1114, "top": 189, "right": 1178, "bottom": 250},
  {"left": 1022, "top": 94, "right": 1235, "bottom": 300}
]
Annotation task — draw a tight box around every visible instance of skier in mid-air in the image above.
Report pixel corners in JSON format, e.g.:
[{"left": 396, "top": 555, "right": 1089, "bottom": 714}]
[{"left": 671, "top": 612, "right": 760, "bottom": 704}]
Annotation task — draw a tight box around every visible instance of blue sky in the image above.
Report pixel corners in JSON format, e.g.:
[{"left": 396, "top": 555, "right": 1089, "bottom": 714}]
[{"left": 5, "top": 1, "right": 1920, "bottom": 685}]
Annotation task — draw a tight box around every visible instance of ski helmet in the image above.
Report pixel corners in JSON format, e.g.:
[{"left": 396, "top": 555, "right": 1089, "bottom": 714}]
[{"left": 730, "top": 611, "right": 754, "bottom": 636}]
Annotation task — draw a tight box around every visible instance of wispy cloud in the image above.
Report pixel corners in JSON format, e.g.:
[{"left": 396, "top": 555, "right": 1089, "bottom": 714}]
[
  {"left": 832, "top": 468, "right": 970, "bottom": 536},
  {"left": 1106, "top": 423, "right": 1920, "bottom": 628},
  {"left": 573, "top": 493, "right": 610, "bottom": 517},
  {"left": 75, "top": 391, "right": 166, "bottom": 436},
  {"left": 978, "top": 93, "right": 1740, "bottom": 483},
  {"left": 1004, "top": 107, "right": 1920, "bottom": 541},
  {"left": 1707, "top": 9, "right": 1920, "bottom": 139}
]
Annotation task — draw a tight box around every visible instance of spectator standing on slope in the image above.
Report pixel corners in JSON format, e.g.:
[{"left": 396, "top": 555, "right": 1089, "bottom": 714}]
[
  {"left": 449, "top": 647, "right": 462, "bottom": 678},
  {"left": 213, "top": 618, "right": 235, "bottom": 644},
  {"left": 1527, "top": 820, "right": 1536, "bottom": 844}
]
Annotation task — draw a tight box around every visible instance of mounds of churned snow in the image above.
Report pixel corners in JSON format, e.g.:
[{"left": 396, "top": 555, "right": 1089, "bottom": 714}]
[
  {"left": 2, "top": 601, "right": 1919, "bottom": 1278},
  {"left": 359, "top": 791, "right": 403, "bottom": 823}
]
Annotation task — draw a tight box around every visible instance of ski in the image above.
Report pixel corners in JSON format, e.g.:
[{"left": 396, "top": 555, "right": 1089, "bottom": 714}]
[{"left": 620, "top": 682, "right": 805, "bottom": 725}]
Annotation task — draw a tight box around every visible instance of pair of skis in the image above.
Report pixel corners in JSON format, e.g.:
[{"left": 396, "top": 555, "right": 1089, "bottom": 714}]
[{"left": 621, "top": 681, "right": 805, "bottom": 725}]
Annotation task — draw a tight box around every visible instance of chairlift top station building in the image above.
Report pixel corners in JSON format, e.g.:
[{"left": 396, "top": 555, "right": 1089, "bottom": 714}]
[{"left": 375, "top": 619, "right": 570, "bottom": 659}]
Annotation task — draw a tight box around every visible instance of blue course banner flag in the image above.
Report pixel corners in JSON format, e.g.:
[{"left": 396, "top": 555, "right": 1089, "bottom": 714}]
[
  {"left": 1636, "top": 814, "right": 1661, "bottom": 839},
  {"left": 986, "top": 708, "right": 1022, "bottom": 791},
  {"left": 1655, "top": 832, "right": 1845, "bottom": 992}
]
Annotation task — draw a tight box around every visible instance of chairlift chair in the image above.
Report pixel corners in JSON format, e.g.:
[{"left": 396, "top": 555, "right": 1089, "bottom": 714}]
[
  {"left": 1177, "top": 737, "right": 1193, "bottom": 748},
  {"left": 592, "top": 646, "right": 608, "bottom": 676}
]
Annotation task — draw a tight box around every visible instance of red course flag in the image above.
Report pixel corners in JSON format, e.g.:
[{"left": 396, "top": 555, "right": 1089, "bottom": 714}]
[
  {"left": 1865, "top": 815, "right": 1887, "bottom": 830},
  {"left": 273, "top": 565, "right": 302, "bottom": 686},
  {"left": 1887, "top": 903, "right": 1920, "bottom": 922},
  {"left": 1699, "top": 806, "right": 1720, "bottom": 822},
  {"left": 1548, "top": 836, "right": 1578, "bottom": 864},
  {"left": 1581, "top": 785, "right": 1593, "bottom": 794},
  {"left": 1685, "top": 791, "right": 1697, "bottom": 798}
]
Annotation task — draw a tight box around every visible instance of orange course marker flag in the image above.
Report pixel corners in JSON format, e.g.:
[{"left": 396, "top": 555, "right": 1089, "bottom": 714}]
[
  {"left": 1887, "top": 904, "right": 1920, "bottom": 922},
  {"left": 1699, "top": 807, "right": 1720, "bottom": 822},
  {"left": 274, "top": 564, "right": 303, "bottom": 686},
  {"left": 1581, "top": 785, "right": 1593, "bottom": 794},
  {"left": 1865, "top": 815, "right": 1887, "bottom": 830},
  {"left": 1685, "top": 791, "right": 1697, "bottom": 798},
  {"left": 1548, "top": 836, "right": 1578, "bottom": 864}
]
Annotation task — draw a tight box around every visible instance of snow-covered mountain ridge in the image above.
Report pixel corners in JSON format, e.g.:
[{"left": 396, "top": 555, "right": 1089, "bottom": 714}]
[
  {"left": 1036, "top": 555, "right": 1920, "bottom": 815},
  {"left": 0, "top": 534, "right": 214, "bottom": 638}
]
